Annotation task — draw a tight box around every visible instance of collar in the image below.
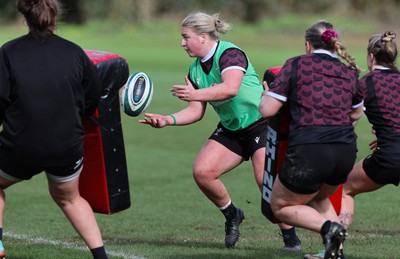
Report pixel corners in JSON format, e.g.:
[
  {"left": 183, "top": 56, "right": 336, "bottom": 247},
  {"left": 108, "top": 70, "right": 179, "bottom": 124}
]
[
  {"left": 201, "top": 42, "right": 218, "bottom": 63},
  {"left": 313, "top": 49, "right": 338, "bottom": 59},
  {"left": 373, "top": 66, "right": 390, "bottom": 70}
]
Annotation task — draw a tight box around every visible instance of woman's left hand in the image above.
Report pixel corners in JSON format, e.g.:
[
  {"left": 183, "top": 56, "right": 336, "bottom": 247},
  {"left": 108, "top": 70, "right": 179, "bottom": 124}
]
[{"left": 171, "top": 76, "right": 196, "bottom": 101}]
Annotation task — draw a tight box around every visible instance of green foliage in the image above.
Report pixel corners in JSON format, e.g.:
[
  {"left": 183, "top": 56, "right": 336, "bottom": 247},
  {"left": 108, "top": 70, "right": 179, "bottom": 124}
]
[
  {"left": 2, "top": 0, "right": 400, "bottom": 25},
  {"left": 0, "top": 15, "right": 399, "bottom": 258}
]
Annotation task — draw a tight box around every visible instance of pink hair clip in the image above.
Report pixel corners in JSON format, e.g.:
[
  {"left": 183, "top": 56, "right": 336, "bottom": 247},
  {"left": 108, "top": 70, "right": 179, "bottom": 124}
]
[{"left": 321, "top": 29, "right": 338, "bottom": 44}]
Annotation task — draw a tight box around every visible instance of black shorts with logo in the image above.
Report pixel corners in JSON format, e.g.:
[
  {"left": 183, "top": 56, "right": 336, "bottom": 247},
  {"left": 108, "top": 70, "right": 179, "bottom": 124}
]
[
  {"left": 209, "top": 118, "right": 268, "bottom": 161},
  {"left": 0, "top": 154, "right": 84, "bottom": 183},
  {"left": 278, "top": 142, "right": 357, "bottom": 194},
  {"left": 363, "top": 153, "right": 400, "bottom": 186}
]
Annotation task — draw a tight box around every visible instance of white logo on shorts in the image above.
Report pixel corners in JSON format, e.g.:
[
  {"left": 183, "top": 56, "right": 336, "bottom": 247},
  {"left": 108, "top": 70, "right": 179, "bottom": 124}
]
[
  {"left": 74, "top": 157, "right": 84, "bottom": 170},
  {"left": 255, "top": 136, "right": 260, "bottom": 144},
  {"left": 214, "top": 128, "right": 223, "bottom": 136}
]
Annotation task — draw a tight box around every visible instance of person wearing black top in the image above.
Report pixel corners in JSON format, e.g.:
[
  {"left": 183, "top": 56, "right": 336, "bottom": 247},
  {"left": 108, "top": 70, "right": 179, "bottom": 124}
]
[
  {"left": 340, "top": 31, "right": 400, "bottom": 230},
  {"left": 259, "top": 21, "right": 364, "bottom": 258},
  {"left": 0, "top": 0, "right": 107, "bottom": 258}
]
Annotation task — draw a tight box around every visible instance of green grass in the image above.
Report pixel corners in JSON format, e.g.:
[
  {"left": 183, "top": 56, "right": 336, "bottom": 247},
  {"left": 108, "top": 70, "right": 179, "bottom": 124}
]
[{"left": 1, "top": 15, "right": 400, "bottom": 258}]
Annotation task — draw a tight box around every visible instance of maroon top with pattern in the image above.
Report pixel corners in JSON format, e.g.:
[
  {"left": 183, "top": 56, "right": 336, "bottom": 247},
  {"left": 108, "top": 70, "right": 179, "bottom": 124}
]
[
  {"left": 361, "top": 69, "right": 400, "bottom": 155},
  {"left": 200, "top": 47, "right": 248, "bottom": 75},
  {"left": 268, "top": 52, "right": 363, "bottom": 146}
]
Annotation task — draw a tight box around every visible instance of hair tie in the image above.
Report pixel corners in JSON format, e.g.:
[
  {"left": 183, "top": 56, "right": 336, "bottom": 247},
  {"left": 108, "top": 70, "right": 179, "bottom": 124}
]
[
  {"left": 215, "top": 19, "right": 221, "bottom": 28},
  {"left": 381, "top": 31, "right": 396, "bottom": 43},
  {"left": 321, "top": 29, "right": 338, "bottom": 44}
]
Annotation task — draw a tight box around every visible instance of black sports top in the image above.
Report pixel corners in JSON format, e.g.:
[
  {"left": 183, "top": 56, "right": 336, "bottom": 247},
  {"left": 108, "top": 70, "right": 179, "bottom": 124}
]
[{"left": 0, "top": 32, "right": 101, "bottom": 166}]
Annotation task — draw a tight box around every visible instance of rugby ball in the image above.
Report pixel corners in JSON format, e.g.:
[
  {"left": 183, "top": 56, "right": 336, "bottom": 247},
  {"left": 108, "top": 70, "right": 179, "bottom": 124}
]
[{"left": 121, "top": 71, "right": 153, "bottom": 117}]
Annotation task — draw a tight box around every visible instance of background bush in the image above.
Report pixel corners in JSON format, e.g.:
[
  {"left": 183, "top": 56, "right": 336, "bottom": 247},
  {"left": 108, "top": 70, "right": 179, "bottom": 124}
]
[{"left": 1, "top": 0, "right": 400, "bottom": 25}]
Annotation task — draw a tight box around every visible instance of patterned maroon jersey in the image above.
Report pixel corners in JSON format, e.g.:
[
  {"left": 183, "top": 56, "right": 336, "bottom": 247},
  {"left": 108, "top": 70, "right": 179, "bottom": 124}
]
[
  {"left": 268, "top": 52, "right": 362, "bottom": 145},
  {"left": 362, "top": 69, "right": 400, "bottom": 135}
]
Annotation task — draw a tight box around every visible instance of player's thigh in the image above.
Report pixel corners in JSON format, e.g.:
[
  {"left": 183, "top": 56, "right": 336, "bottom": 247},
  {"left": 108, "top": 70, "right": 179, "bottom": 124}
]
[
  {"left": 48, "top": 176, "right": 80, "bottom": 203},
  {"left": 314, "top": 183, "right": 340, "bottom": 201},
  {"left": 193, "top": 139, "right": 243, "bottom": 177},
  {"left": 271, "top": 176, "right": 317, "bottom": 209},
  {"left": 343, "top": 159, "right": 383, "bottom": 196},
  {"left": 251, "top": 147, "right": 266, "bottom": 187},
  {"left": 46, "top": 161, "right": 83, "bottom": 203}
]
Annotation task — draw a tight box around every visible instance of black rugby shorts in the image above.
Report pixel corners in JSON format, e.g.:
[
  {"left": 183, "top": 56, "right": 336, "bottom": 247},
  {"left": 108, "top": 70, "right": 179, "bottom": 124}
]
[
  {"left": 209, "top": 119, "right": 268, "bottom": 160},
  {"left": 363, "top": 153, "right": 400, "bottom": 186},
  {"left": 278, "top": 142, "right": 357, "bottom": 194},
  {"left": 0, "top": 155, "right": 84, "bottom": 183}
]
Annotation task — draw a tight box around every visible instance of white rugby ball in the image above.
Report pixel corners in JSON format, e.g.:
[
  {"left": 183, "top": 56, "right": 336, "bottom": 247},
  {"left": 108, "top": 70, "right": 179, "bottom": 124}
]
[{"left": 121, "top": 71, "right": 153, "bottom": 117}]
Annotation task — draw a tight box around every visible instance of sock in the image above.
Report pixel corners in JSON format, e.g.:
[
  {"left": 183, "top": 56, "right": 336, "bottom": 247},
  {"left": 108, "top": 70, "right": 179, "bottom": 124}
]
[
  {"left": 320, "top": 220, "right": 332, "bottom": 236},
  {"left": 281, "top": 226, "right": 297, "bottom": 240},
  {"left": 220, "top": 201, "right": 237, "bottom": 221},
  {"left": 90, "top": 246, "right": 108, "bottom": 259},
  {"left": 0, "top": 228, "right": 3, "bottom": 241},
  {"left": 339, "top": 249, "right": 345, "bottom": 259}
]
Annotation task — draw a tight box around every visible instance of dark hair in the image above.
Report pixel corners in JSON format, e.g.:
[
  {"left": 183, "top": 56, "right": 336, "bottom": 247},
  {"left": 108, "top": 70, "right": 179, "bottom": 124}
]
[
  {"left": 305, "top": 20, "right": 361, "bottom": 72},
  {"left": 367, "top": 31, "right": 398, "bottom": 72},
  {"left": 16, "top": 0, "right": 60, "bottom": 38}
]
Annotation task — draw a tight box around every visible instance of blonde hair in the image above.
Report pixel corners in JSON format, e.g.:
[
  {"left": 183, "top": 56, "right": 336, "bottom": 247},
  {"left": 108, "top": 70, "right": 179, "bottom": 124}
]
[
  {"left": 367, "top": 31, "right": 398, "bottom": 72},
  {"left": 181, "top": 12, "right": 231, "bottom": 40},
  {"left": 305, "top": 20, "right": 361, "bottom": 73}
]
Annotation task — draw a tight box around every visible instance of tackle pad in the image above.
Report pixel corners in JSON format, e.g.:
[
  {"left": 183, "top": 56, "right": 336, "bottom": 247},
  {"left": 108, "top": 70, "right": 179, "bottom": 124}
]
[
  {"left": 261, "top": 66, "right": 343, "bottom": 223},
  {"left": 79, "top": 50, "right": 131, "bottom": 214}
]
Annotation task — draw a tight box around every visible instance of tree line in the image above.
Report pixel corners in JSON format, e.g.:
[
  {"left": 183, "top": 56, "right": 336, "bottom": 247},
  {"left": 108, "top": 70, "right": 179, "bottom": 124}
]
[{"left": 1, "top": 0, "right": 400, "bottom": 24}]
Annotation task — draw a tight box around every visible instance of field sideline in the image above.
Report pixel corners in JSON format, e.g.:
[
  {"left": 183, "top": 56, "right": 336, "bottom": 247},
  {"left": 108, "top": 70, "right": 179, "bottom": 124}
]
[{"left": 1, "top": 15, "right": 400, "bottom": 258}]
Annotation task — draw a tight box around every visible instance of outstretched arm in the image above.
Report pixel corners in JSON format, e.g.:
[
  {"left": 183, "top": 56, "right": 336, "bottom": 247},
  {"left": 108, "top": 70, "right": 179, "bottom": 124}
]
[{"left": 139, "top": 100, "right": 206, "bottom": 128}]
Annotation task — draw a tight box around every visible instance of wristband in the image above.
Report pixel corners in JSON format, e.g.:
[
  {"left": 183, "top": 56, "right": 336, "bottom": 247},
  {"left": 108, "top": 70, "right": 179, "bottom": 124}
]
[{"left": 169, "top": 114, "right": 176, "bottom": 125}]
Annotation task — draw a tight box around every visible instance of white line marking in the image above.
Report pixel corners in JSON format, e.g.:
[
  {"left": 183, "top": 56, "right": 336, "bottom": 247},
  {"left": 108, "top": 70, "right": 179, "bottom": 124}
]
[{"left": 6, "top": 232, "right": 145, "bottom": 259}]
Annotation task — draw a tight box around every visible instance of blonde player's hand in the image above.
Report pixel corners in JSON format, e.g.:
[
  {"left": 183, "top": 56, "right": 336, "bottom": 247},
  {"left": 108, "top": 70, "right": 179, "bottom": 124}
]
[
  {"left": 139, "top": 113, "right": 169, "bottom": 128},
  {"left": 171, "top": 76, "right": 196, "bottom": 101}
]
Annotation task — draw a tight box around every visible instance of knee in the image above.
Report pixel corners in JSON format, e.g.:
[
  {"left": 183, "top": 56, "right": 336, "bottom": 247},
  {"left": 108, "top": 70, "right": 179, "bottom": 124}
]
[
  {"left": 270, "top": 198, "right": 285, "bottom": 219},
  {"left": 192, "top": 166, "right": 217, "bottom": 185},
  {"left": 342, "top": 183, "right": 358, "bottom": 197},
  {"left": 192, "top": 166, "right": 206, "bottom": 184},
  {"left": 50, "top": 194, "right": 70, "bottom": 208},
  {"left": 50, "top": 191, "right": 78, "bottom": 209}
]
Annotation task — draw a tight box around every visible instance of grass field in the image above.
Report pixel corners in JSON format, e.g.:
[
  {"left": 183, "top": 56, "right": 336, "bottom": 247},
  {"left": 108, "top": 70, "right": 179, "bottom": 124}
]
[{"left": 1, "top": 15, "right": 400, "bottom": 258}]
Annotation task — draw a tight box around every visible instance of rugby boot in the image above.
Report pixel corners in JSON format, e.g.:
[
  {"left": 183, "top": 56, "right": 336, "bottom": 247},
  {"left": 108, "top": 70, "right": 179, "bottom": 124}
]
[
  {"left": 322, "top": 222, "right": 347, "bottom": 259},
  {"left": 224, "top": 208, "right": 244, "bottom": 248}
]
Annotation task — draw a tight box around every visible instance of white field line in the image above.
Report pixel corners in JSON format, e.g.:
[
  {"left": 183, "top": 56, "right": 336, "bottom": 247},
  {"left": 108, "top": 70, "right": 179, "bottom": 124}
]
[
  {"left": 6, "top": 232, "right": 145, "bottom": 259},
  {"left": 5, "top": 231, "right": 396, "bottom": 258}
]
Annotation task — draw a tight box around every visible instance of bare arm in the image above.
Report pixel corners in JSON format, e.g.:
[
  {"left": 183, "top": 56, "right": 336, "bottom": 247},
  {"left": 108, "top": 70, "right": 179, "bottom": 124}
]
[
  {"left": 258, "top": 81, "right": 284, "bottom": 118},
  {"left": 139, "top": 100, "right": 206, "bottom": 128},
  {"left": 350, "top": 104, "right": 364, "bottom": 126}
]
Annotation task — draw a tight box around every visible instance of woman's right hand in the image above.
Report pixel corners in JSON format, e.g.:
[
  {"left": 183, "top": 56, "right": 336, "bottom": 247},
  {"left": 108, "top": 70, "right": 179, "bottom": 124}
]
[{"left": 139, "top": 113, "right": 171, "bottom": 128}]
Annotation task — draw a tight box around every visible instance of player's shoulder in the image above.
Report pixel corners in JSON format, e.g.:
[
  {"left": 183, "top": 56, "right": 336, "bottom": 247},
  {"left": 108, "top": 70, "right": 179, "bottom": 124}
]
[
  {"left": 1, "top": 34, "right": 29, "bottom": 50},
  {"left": 52, "top": 34, "right": 83, "bottom": 51}
]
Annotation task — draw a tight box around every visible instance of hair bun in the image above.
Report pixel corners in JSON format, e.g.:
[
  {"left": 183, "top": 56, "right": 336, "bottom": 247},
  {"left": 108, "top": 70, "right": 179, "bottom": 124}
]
[{"left": 381, "top": 31, "right": 396, "bottom": 43}]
